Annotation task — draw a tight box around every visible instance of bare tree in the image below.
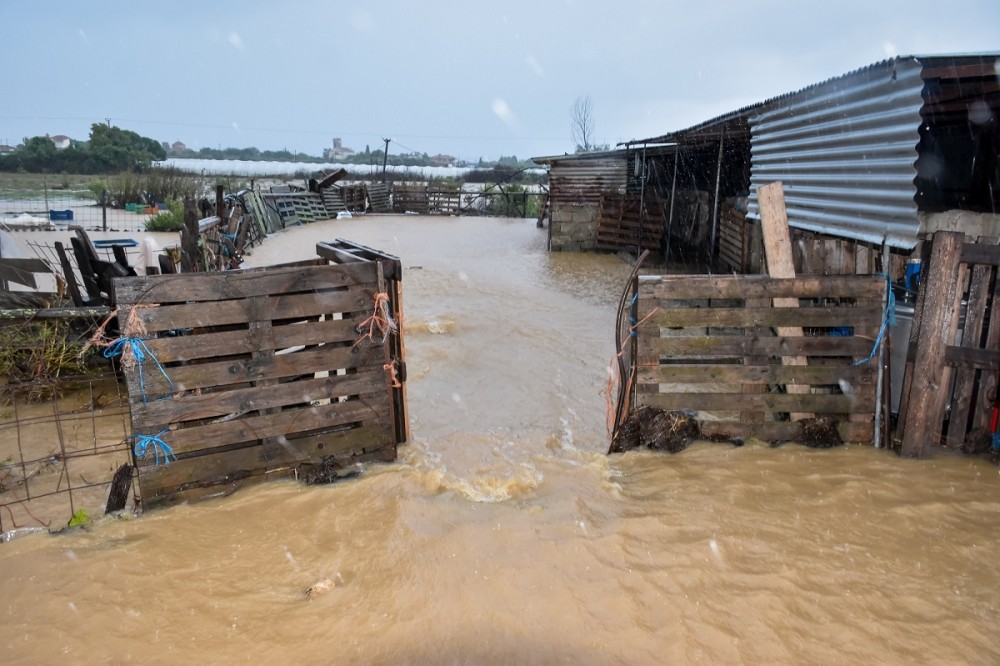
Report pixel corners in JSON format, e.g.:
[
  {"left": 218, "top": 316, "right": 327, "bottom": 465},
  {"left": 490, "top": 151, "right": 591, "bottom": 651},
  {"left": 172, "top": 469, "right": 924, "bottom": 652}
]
[{"left": 570, "top": 95, "right": 595, "bottom": 153}]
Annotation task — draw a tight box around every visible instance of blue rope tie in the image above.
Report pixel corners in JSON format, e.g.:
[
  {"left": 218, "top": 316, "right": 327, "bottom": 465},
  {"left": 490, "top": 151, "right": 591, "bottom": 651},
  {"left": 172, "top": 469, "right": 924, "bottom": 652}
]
[
  {"left": 103, "top": 336, "right": 174, "bottom": 403},
  {"left": 855, "top": 273, "right": 896, "bottom": 366},
  {"left": 629, "top": 292, "right": 638, "bottom": 337},
  {"left": 130, "top": 430, "right": 177, "bottom": 466}
]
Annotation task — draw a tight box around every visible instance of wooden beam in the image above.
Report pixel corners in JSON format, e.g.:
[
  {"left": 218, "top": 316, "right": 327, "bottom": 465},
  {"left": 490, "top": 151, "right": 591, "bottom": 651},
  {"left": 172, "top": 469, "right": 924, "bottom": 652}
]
[
  {"left": 758, "top": 181, "right": 811, "bottom": 419},
  {"left": 900, "top": 231, "right": 966, "bottom": 457}
]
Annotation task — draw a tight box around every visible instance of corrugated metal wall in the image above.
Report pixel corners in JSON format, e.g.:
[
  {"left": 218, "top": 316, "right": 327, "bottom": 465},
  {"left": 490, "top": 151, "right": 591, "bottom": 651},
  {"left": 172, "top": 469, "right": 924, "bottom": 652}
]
[{"left": 747, "top": 58, "right": 926, "bottom": 249}]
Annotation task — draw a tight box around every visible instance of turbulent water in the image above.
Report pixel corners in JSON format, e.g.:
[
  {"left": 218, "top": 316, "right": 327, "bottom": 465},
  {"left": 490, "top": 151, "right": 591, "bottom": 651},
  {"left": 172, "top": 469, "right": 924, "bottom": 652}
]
[{"left": 2, "top": 216, "right": 999, "bottom": 664}]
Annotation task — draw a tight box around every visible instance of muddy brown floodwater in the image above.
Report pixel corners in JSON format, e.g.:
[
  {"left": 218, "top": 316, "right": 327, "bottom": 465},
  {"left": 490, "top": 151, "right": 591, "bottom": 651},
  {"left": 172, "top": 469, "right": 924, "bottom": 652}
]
[{"left": 2, "top": 215, "right": 999, "bottom": 664}]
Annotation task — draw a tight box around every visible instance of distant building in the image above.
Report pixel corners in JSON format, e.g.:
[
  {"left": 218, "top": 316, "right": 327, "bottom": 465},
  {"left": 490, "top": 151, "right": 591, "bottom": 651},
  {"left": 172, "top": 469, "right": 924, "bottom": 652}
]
[
  {"left": 324, "top": 138, "right": 355, "bottom": 161},
  {"left": 432, "top": 154, "right": 456, "bottom": 167},
  {"left": 171, "top": 141, "right": 188, "bottom": 153},
  {"left": 49, "top": 134, "right": 71, "bottom": 150},
  {"left": 0, "top": 144, "right": 15, "bottom": 154}
]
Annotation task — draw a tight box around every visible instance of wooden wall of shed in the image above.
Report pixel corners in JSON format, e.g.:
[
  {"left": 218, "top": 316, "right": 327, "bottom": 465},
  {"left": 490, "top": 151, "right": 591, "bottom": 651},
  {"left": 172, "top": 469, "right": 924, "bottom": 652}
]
[{"left": 548, "top": 158, "right": 627, "bottom": 252}]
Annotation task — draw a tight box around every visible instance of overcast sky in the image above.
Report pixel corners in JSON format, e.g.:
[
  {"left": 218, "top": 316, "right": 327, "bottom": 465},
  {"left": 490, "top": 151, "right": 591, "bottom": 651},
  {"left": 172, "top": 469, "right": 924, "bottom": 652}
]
[{"left": 2, "top": 1, "right": 997, "bottom": 161}]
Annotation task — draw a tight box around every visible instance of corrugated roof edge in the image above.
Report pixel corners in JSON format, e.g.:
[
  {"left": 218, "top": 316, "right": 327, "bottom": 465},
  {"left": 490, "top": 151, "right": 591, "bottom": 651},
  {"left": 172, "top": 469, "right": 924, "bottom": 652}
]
[
  {"left": 531, "top": 148, "right": 631, "bottom": 165},
  {"left": 623, "top": 52, "right": 1000, "bottom": 145}
]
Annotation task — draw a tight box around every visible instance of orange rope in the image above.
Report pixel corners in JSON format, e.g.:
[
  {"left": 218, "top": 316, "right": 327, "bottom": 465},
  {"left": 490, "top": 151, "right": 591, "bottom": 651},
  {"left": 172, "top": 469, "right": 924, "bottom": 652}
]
[
  {"left": 384, "top": 361, "right": 402, "bottom": 388},
  {"left": 604, "top": 305, "right": 661, "bottom": 437},
  {"left": 354, "top": 293, "right": 397, "bottom": 348}
]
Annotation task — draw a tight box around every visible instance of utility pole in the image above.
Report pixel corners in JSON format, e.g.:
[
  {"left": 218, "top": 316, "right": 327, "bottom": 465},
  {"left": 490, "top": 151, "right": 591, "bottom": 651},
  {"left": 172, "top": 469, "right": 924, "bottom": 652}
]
[{"left": 381, "top": 137, "right": 391, "bottom": 182}]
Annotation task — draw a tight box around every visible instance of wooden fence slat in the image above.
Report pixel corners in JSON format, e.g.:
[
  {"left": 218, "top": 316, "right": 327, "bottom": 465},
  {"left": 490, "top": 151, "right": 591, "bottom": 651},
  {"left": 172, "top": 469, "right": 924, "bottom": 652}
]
[
  {"left": 641, "top": 391, "right": 877, "bottom": 414},
  {"left": 945, "top": 237, "right": 998, "bottom": 447},
  {"left": 137, "top": 393, "right": 390, "bottom": 459},
  {"left": 758, "top": 181, "right": 810, "bottom": 418},
  {"left": 133, "top": 368, "right": 388, "bottom": 426},
  {"left": 638, "top": 305, "right": 884, "bottom": 329},
  {"left": 115, "top": 262, "right": 377, "bottom": 303},
  {"left": 638, "top": 363, "right": 874, "bottom": 386},
  {"left": 136, "top": 424, "right": 394, "bottom": 507},
  {"left": 640, "top": 274, "right": 885, "bottom": 300},
  {"left": 130, "top": 287, "right": 373, "bottom": 333},
  {"left": 143, "top": 317, "right": 360, "bottom": 363},
  {"left": 638, "top": 334, "right": 875, "bottom": 358},
  {"left": 899, "top": 231, "right": 966, "bottom": 457}
]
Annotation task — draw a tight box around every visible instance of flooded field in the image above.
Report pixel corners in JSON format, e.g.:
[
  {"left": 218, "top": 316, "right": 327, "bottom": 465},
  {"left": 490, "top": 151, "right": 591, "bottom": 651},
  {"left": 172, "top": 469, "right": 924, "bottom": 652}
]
[{"left": 2, "top": 215, "right": 998, "bottom": 664}]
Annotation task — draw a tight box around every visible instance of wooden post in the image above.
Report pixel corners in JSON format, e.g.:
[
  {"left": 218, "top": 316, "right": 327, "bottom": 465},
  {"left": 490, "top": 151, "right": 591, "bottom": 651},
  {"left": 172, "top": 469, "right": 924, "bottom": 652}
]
[
  {"left": 215, "top": 185, "right": 225, "bottom": 224},
  {"left": 900, "top": 231, "right": 965, "bottom": 458},
  {"left": 758, "top": 181, "right": 811, "bottom": 420},
  {"left": 180, "top": 197, "right": 200, "bottom": 273}
]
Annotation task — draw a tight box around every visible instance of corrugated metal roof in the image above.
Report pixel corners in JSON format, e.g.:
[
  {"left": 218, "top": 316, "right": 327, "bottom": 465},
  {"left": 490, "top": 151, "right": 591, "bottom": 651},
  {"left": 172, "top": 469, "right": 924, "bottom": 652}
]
[{"left": 745, "top": 58, "right": 926, "bottom": 248}]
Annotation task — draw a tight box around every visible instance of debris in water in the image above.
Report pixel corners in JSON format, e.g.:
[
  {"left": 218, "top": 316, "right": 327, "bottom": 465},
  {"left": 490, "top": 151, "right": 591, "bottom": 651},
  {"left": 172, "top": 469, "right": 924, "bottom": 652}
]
[
  {"left": 306, "top": 578, "right": 337, "bottom": 599},
  {"left": 796, "top": 417, "right": 844, "bottom": 449},
  {"left": 302, "top": 457, "right": 362, "bottom": 485},
  {"left": 609, "top": 406, "right": 702, "bottom": 454}
]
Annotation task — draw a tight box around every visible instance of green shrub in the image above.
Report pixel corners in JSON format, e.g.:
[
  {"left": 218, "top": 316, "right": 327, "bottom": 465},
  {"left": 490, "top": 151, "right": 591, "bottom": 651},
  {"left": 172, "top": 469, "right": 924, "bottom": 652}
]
[{"left": 144, "top": 198, "right": 184, "bottom": 232}]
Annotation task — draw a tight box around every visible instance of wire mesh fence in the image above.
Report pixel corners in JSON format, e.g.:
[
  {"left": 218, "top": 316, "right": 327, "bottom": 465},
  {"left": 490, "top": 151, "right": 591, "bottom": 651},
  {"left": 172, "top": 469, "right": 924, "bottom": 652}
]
[
  {"left": 0, "top": 374, "right": 135, "bottom": 535},
  {"left": 0, "top": 192, "right": 152, "bottom": 234}
]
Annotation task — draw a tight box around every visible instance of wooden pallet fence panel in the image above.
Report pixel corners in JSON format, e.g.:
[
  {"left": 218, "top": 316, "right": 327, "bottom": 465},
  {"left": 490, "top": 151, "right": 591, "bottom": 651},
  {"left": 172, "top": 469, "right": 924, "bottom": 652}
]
[
  {"left": 899, "top": 234, "right": 1000, "bottom": 456},
  {"left": 634, "top": 273, "right": 885, "bottom": 444},
  {"left": 114, "top": 259, "right": 401, "bottom": 507}
]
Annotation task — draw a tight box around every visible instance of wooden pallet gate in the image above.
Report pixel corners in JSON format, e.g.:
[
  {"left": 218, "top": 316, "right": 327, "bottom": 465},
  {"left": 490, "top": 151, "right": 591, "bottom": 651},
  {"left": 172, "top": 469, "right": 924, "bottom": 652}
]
[
  {"left": 633, "top": 273, "right": 885, "bottom": 444},
  {"left": 112, "top": 240, "right": 408, "bottom": 508},
  {"left": 896, "top": 231, "right": 1000, "bottom": 457}
]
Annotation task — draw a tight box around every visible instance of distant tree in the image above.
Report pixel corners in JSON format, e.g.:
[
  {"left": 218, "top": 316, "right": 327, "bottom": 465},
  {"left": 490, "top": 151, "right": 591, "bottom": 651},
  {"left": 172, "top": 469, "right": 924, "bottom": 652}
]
[
  {"left": 570, "top": 95, "right": 596, "bottom": 153},
  {"left": 87, "top": 123, "right": 166, "bottom": 172}
]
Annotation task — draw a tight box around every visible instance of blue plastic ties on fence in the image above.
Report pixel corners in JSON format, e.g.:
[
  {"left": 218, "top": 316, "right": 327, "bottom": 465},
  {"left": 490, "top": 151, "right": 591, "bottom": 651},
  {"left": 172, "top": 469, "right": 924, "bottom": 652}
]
[
  {"left": 130, "top": 430, "right": 177, "bottom": 466},
  {"left": 855, "top": 273, "right": 895, "bottom": 366},
  {"left": 629, "top": 292, "right": 639, "bottom": 337},
  {"left": 103, "top": 336, "right": 174, "bottom": 403}
]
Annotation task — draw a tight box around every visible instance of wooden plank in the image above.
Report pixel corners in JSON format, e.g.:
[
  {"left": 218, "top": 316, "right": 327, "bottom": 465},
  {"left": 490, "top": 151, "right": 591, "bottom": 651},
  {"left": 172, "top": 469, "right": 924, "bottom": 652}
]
[
  {"left": 133, "top": 343, "right": 386, "bottom": 396},
  {"left": 637, "top": 334, "right": 876, "bottom": 358},
  {"left": 126, "top": 287, "right": 373, "bottom": 333},
  {"left": 637, "top": 363, "right": 875, "bottom": 386},
  {"left": 115, "top": 262, "right": 376, "bottom": 303},
  {"left": 946, "top": 238, "right": 998, "bottom": 447},
  {"left": 757, "top": 181, "right": 810, "bottom": 418},
  {"left": 641, "top": 391, "right": 876, "bottom": 414},
  {"left": 137, "top": 424, "right": 393, "bottom": 506},
  {"left": 960, "top": 242, "right": 1000, "bottom": 266},
  {"left": 973, "top": 244, "right": 1000, "bottom": 432},
  {"left": 132, "top": 368, "right": 388, "bottom": 426},
  {"left": 136, "top": 394, "right": 391, "bottom": 460},
  {"left": 637, "top": 305, "right": 883, "bottom": 329},
  {"left": 900, "top": 231, "right": 966, "bottom": 457},
  {"left": 0, "top": 258, "right": 51, "bottom": 288},
  {"left": 640, "top": 274, "right": 885, "bottom": 301},
  {"left": 142, "top": 317, "right": 361, "bottom": 363}
]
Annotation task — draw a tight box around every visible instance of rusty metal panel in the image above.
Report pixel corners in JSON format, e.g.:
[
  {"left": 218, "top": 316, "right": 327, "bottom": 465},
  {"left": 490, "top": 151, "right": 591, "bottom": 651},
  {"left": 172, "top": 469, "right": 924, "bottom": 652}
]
[
  {"left": 746, "top": 58, "right": 925, "bottom": 249},
  {"left": 549, "top": 157, "right": 627, "bottom": 205}
]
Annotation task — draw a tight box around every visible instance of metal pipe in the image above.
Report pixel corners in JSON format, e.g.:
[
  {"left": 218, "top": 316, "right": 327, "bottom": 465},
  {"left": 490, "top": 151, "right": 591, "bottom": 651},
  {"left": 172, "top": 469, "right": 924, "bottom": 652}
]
[
  {"left": 709, "top": 131, "right": 725, "bottom": 267},
  {"left": 874, "top": 237, "right": 890, "bottom": 449},
  {"left": 637, "top": 143, "right": 647, "bottom": 254},
  {"left": 664, "top": 148, "right": 679, "bottom": 264}
]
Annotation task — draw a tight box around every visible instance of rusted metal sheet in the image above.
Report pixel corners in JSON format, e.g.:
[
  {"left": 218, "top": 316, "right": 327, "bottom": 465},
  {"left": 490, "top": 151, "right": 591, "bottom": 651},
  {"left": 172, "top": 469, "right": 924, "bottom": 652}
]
[
  {"left": 545, "top": 157, "right": 627, "bottom": 206},
  {"left": 113, "top": 250, "right": 407, "bottom": 507}
]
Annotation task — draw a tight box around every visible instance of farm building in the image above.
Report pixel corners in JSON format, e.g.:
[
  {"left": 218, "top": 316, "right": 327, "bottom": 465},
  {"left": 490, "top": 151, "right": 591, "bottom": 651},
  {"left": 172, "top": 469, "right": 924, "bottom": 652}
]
[{"left": 535, "top": 53, "right": 999, "bottom": 271}]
